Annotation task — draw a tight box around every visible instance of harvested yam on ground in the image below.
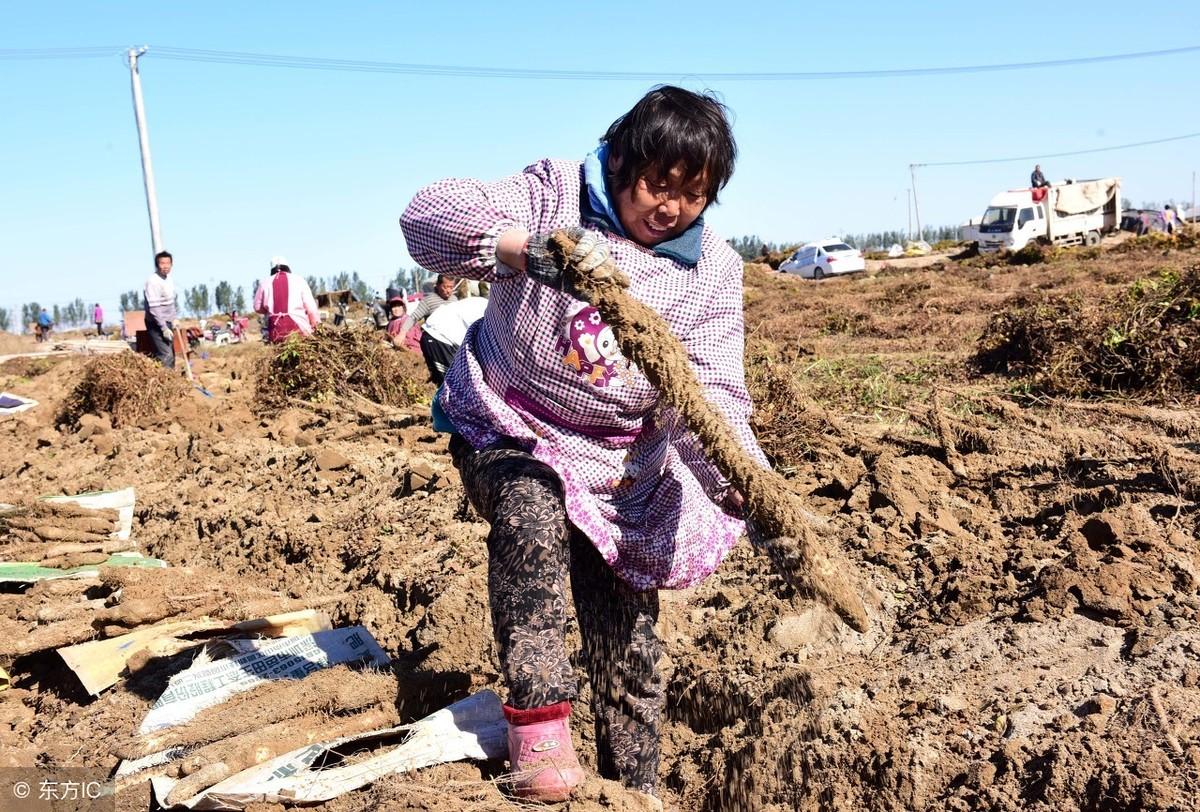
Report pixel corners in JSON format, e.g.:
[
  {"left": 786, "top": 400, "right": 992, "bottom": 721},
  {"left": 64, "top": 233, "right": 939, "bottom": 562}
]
[
  {"left": 162, "top": 706, "right": 398, "bottom": 806},
  {"left": 0, "top": 501, "right": 123, "bottom": 549},
  {"left": 116, "top": 664, "right": 397, "bottom": 758}
]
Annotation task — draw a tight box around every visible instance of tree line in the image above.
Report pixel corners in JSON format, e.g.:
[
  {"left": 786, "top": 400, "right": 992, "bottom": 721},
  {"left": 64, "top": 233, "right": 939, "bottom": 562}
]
[
  {"left": 728, "top": 224, "right": 964, "bottom": 260},
  {"left": 13, "top": 299, "right": 96, "bottom": 333}
]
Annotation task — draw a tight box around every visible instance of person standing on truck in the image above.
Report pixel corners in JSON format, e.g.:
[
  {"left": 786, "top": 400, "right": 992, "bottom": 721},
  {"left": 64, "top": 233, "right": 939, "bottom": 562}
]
[
  {"left": 143, "top": 250, "right": 177, "bottom": 368},
  {"left": 1030, "top": 165, "right": 1049, "bottom": 189}
]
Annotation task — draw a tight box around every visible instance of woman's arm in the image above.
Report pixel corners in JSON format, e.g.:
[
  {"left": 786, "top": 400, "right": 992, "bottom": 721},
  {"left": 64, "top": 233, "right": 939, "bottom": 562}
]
[{"left": 400, "top": 159, "right": 567, "bottom": 282}]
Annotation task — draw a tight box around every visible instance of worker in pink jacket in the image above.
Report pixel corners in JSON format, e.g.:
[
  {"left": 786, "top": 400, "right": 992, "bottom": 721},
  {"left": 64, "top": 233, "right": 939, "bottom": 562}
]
[
  {"left": 401, "top": 86, "right": 766, "bottom": 805},
  {"left": 253, "top": 256, "right": 320, "bottom": 343}
]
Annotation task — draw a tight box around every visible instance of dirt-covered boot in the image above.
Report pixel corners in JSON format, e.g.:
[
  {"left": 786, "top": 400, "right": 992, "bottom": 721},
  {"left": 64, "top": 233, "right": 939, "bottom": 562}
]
[{"left": 504, "top": 702, "right": 584, "bottom": 802}]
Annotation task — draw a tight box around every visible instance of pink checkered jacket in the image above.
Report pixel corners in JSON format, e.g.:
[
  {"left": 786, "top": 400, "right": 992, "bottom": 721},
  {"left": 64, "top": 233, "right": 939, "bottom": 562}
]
[{"left": 401, "top": 158, "right": 768, "bottom": 590}]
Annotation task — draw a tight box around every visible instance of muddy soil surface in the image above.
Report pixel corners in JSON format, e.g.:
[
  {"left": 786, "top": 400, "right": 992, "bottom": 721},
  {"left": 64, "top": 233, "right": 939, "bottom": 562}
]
[{"left": 2, "top": 239, "right": 1199, "bottom": 811}]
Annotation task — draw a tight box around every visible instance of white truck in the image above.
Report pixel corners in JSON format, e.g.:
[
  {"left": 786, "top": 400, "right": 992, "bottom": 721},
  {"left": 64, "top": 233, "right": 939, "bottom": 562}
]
[{"left": 976, "top": 177, "right": 1121, "bottom": 253}]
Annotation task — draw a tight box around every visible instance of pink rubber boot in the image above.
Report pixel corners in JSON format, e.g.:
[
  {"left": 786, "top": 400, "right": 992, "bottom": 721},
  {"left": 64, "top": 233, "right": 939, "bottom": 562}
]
[{"left": 504, "top": 701, "right": 585, "bottom": 802}]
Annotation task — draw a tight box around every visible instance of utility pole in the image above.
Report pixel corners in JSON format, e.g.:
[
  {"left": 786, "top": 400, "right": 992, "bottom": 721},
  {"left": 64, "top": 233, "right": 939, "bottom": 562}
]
[
  {"left": 127, "top": 46, "right": 163, "bottom": 255},
  {"left": 906, "top": 188, "right": 912, "bottom": 240},
  {"left": 909, "top": 164, "right": 923, "bottom": 242}
]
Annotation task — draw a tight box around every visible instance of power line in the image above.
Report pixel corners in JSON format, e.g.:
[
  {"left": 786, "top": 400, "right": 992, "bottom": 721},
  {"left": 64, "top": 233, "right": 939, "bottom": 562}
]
[
  {"left": 5, "top": 42, "right": 1196, "bottom": 79},
  {"left": 0, "top": 47, "right": 125, "bottom": 60},
  {"left": 913, "top": 131, "right": 1200, "bottom": 168},
  {"left": 148, "top": 43, "right": 1200, "bottom": 80}
]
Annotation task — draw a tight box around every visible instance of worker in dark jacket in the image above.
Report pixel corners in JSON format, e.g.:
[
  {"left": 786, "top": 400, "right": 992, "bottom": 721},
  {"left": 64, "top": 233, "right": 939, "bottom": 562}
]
[{"left": 1030, "top": 165, "right": 1049, "bottom": 189}]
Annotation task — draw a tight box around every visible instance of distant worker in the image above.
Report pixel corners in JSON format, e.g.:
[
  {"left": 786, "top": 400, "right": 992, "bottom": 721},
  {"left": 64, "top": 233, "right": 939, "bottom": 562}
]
[
  {"left": 93, "top": 303, "right": 104, "bottom": 336},
  {"left": 253, "top": 256, "right": 320, "bottom": 343},
  {"left": 419, "top": 296, "right": 488, "bottom": 385},
  {"left": 35, "top": 308, "right": 53, "bottom": 343},
  {"left": 395, "top": 274, "right": 457, "bottom": 342},
  {"left": 1163, "top": 204, "right": 1182, "bottom": 235},
  {"left": 385, "top": 291, "right": 409, "bottom": 344},
  {"left": 1030, "top": 164, "right": 1049, "bottom": 189},
  {"left": 143, "top": 250, "right": 177, "bottom": 368}
]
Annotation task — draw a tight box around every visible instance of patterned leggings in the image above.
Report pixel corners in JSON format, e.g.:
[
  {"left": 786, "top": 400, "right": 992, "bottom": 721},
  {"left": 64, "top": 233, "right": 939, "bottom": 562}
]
[{"left": 450, "top": 435, "right": 665, "bottom": 794}]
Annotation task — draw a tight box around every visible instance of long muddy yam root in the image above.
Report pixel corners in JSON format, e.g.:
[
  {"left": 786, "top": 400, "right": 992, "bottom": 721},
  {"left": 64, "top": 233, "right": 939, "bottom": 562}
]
[
  {"left": 5, "top": 515, "right": 119, "bottom": 537},
  {"left": 2, "top": 618, "right": 98, "bottom": 657},
  {"left": 95, "top": 595, "right": 224, "bottom": 628},
  {"left": 37, "top": 552, "right": 110, "bottom": 569},
  {"left": 549, "top": 231, "right": 869, "bottom": 632},
  {"left": 120, "top": 664, "right": 396, "bottom": 758},
  {"left": 1, "top": 539, "right": 135, "bottom": 564},
  {"left": 32, "top": 598, "right": 108, "bottom": 624},
  {"left": 37, "top": 503, "right": 120, "bottom": 522},
  {"left": 1, "top": 524, "right": 114, "bottom": 544},
  {"left": 165, "top": 707, "right": 397, "bottom": 805}
]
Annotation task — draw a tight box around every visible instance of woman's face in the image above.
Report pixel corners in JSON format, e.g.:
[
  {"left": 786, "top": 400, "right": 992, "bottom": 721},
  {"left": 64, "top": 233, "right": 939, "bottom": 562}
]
[{"left": 612, "top": 161, "right": 708, "bottom": 247}]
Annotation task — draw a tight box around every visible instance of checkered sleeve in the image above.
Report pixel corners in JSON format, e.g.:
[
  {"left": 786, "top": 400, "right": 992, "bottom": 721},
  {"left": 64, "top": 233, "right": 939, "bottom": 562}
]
[
  {"left": 672, "top": 253, "right": 771, "bottom": 500},
  {"left": 400, "top": 159, "right": 566, "bottom": 282}
]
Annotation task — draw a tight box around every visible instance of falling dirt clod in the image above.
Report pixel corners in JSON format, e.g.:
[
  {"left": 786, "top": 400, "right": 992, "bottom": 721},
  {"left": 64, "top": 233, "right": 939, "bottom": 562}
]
[{"left": 548, "top": 230, "right": 870, "bottom": 632}]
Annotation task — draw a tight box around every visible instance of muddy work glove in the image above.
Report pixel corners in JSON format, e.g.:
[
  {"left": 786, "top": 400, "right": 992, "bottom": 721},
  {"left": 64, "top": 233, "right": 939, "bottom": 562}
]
[
  {"left": 161, "top": 324, "right": 174, "bottom": 343},
  {"left": 525, "top": 227, "right": 617, "bottom": 297}
]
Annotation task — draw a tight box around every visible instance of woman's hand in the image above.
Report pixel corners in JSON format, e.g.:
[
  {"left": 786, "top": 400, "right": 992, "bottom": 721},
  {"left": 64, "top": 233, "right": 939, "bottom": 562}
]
[
  {"left": 522, "top": 228, "right": 612, "bottom": 293},
  {"left": 722, "top": 488, "right": 745, "bottom": 518}
]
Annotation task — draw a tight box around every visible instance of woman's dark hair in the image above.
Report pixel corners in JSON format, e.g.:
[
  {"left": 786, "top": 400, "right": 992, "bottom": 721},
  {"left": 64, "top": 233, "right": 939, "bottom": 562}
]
[{"left": 602, "top": 86, "right": 736, "bottom": 204}]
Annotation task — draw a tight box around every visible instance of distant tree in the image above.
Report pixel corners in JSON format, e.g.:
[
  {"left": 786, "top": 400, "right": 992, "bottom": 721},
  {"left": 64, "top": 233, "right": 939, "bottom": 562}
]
[
  {"left": 728, "top": 235, "right": 770, "bottom": 261},
  {"left": 252, "top": 278, "right": 261, "bottom": 297},
  {"left": 331, "top": 271, "right": 352, "bottom": 292},
  {"left": 233, "top": 286, "right": 246, "bottom": 313},
  {"left": 1121, "top": 197, "right": 1133, "bottom": 211},
  {"left": 52, "top": 304, "right": 62, "bottom": 327},
  {"left": 348, "top": 272, "right": 372, "bottom": 304},
  {"left": 305, "top": 276, "right": 323, "bottom": 294},
  {"left": 214, "top": 280, "right": 234, "bottom": 312},
  {"left": 0, "top": 309, "right": 11, "bottom": 333},
  {"left": 21, "top": 303, "right": 41, "bottom": 332},
  {"left": 68, "top": 297, "right": 87, "bottom": 327},
  {"left": 119, "top": 290, "right": 141, "bottom": 312},
  {"left": 184, "top": 284, "right": 211, "bottom": 318}
]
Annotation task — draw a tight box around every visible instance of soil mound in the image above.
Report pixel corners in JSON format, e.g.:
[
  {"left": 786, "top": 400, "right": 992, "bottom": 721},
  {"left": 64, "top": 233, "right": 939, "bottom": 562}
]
[
  {"left": 973, "top": 266, "right": 1200, "bottom": 401},
  {"left": 56, "top": 352, "right": 189, "bottom": 428}
]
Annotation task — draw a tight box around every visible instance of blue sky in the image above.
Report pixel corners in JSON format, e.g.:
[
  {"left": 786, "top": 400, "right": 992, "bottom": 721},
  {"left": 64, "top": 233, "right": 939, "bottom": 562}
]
[{"left": 2, "top": 1, "right": 1199, "bottom": 326}]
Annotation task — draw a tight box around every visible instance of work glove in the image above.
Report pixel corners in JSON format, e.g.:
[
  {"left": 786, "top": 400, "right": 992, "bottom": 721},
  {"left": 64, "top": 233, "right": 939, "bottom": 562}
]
[
  {"left": 525, "top": 227, "right": 616, "bottom": 296},
  {"left": 161, "top": 326, "right": 173, "bottom": 343}
]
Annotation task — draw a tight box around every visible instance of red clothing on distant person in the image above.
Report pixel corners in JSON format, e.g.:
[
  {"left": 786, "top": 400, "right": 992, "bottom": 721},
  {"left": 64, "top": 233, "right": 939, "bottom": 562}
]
[{"left": 253, "top": 271, "right": 319, "bottom": 342}]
